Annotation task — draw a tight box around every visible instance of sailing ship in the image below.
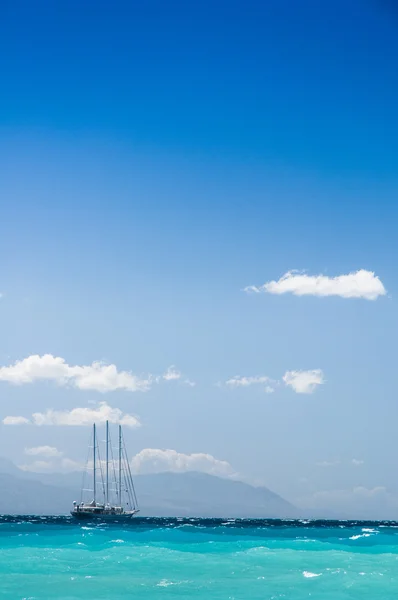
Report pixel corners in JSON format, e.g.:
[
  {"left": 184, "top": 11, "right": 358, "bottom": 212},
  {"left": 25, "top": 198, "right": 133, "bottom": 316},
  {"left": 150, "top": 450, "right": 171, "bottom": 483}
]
[{"left": 71, "top": 421, "right": 139, "bottom": 520}]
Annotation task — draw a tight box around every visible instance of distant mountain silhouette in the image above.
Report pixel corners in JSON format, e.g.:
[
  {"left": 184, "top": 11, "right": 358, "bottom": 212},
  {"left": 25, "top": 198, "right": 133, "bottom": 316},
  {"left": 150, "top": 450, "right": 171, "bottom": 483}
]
[
  {"left": 135, "top": 472, "right": 298, "bottom": 517},
  {"left": 0, "top": 473, "right": 70, "bottom": 515},
  {"left": 0, "top": 459, "right": 298, "bottom": 517}
]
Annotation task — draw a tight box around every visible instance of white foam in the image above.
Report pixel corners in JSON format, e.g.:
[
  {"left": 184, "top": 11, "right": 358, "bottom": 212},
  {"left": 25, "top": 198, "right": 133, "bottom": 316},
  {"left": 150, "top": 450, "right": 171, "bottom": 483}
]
[
  {"left": 157, "top": 580, "right": 175, "bottom": 587},
  {"left": 303, "top": 571, "right": 321, "bottom": 578},
  {"left": 350, "top": 533, "right": 371, "bottom": 540}
]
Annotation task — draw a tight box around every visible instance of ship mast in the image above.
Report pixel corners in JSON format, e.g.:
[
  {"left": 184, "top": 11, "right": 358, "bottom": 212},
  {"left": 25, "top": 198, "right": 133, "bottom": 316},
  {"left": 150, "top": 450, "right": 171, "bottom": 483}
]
[
  {"left": 119, "top": 424, "right": 122, "bottom": 506},
  {"left": 105, "top": 420, "right": 109, "bottom": 505},
  {"left": 93, "top": 423, "right": 96, "bottom": 504}
]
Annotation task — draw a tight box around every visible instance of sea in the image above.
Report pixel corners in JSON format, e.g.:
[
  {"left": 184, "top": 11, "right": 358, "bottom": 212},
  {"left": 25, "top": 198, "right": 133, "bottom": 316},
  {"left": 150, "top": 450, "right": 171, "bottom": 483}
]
[{"left": 1, "top": 517, "right": 398, "bottom": 599}]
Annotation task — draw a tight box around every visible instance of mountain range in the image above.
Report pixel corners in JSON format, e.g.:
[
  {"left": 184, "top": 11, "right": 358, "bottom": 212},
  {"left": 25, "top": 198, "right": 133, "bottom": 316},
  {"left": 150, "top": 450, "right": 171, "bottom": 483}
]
[{"left": 0, "top": 458, "right": 298, "bottom": 517}]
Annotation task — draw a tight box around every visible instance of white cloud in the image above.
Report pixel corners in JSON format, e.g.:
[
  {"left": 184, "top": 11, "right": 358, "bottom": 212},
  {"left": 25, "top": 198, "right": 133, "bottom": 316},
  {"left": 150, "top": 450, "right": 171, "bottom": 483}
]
[
  {"left": 161, "top": 366, "right": 195, "bottom": 387},
  {"left": 3, "top": 415, "right": 29, "bottom": 425},
  {"left": 162, "top": 365, "right": 181, "bottom": 381},
  {"left": 61, "top": 458, "right": 86, "bottom": 472},
  {"left": 245, "top": 269, "right": 386, "bottom": 300},
  {"left": 25, "top": 446, "right": 63, "bottom": 457},
  {"left": 223, "top": 371, "right": 324, "bottom": 395},
  {"left": 19, "top": 457, "right": 86, "bottom": 474},
  {"left": 19, "top": 448, "right": 241, "bottom": 479},
  {"left": 3, "top": 402, "right": 140, "bottom": 428},
  {"left": 226, "top": 375, "right": 270, "bottom": 387},
  {"left": 352, "top": 458, "right": 364, "bottom": 466},
  {"left": 0, "top": 354, "right": 151, "bottom": 393},
  {"left": 19, "top": 448, "right": 239, "bottom": 480},
  {"left": 283, "top": 369, "right": 324, "bottom": 394},
  {"left": 19, "top": 460, "right": 54, "bottom": 472},
  {"left": 225, "top": 376, "right": 273, "bottom": 393},
  {"left": 131, "top": 448, "right": 236, "bottom": 478}
]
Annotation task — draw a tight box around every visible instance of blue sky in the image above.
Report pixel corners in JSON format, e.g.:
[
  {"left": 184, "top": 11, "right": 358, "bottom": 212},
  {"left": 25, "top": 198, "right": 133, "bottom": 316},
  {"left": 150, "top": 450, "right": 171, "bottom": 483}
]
[{"left": 0, "top": 0, "right": 397, "bottom": 516}]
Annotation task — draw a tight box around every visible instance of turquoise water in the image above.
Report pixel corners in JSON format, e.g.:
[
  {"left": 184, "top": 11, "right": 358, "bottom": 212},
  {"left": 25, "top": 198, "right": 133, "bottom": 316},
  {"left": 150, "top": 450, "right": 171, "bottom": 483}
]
[{"left": 1, "top": 517, "right": 398, "bottom": 599}]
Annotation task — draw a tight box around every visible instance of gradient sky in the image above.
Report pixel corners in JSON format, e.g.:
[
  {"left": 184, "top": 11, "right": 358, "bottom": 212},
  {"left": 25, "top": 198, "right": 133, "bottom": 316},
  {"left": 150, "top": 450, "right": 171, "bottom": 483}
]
[{"left": 1, "top": 0, "right": 398, "bottom": 516}]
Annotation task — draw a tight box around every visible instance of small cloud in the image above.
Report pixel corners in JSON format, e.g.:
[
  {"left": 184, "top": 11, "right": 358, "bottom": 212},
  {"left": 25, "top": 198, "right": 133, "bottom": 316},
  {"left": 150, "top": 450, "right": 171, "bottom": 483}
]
[
  {"left": 352, "top": 458, "right": 364, "bottom": 466},
  {"left": 225, "top": 375, "right": 272, "bottom": 390},
  {"left": 264, "top": 385, "right": 275, "bottom": 394},
  {"left": 243, "top": 285, "right": 260, "bottom": 294},
  {"left": 3, "top": 415, "right": 29, "bottom": 425},
  {"left": 19, "top": 456, "right": 86, "bottom": 474},
  {"left": 160, "top": 366, "right": 194, "bottom": 385},
  {"left": 283, "top": 369, "right": 324, "bottom": 394},
  {"left": 19, "top": 460, "right": 54, "bottom": 472},
  {"left": 131, "top": 448, "right": 237, "bottom": 478},
  {"left": 162, "top": 365, "right": 182, "bottom": 381},
  {"left": 3, "top": 402, "right": 140, "bottom": 428},
  {"left": 25, "top": 445, "right": 63, "bottom": 458},
  {"left": 244, "top": 269, "right": 386, "bottom": 300}
]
